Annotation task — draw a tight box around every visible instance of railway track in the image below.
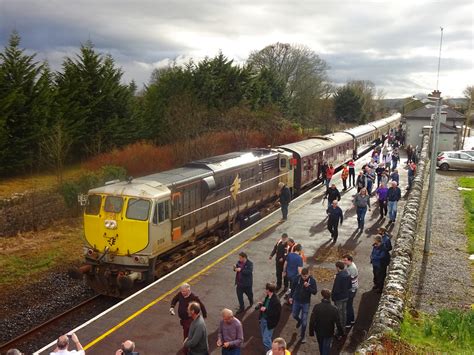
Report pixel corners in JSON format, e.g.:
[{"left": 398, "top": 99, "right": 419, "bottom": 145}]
[{"left": 0, "top": 294, "right": 117, "bottom": 354}]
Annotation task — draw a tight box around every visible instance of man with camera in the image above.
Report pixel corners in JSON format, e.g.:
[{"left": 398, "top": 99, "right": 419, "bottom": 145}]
[
  {"left": 50, "top": 333, "right": 84, "bottom": 355},
  {"left": 234, "top": 251, "right": 253, "bottom": 314},
  {"left": 115, "top": 340, "right": 138, "bottom": 355}
]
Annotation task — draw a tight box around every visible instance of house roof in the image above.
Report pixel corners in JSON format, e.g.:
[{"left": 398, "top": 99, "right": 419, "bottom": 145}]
[{"left": 405, "top": 106, "right": 465, "bottom": 120}]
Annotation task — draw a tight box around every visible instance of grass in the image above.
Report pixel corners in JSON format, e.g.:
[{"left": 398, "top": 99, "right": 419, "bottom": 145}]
[
  {"left": 399, "top": 310, "right": 474, "bottom": 353},
  {"left": 0, "top": 164, "right": 84, "bottom": 198},
  {"left": 0, "top": 218, "right": 84, "bottom": 289},
  {"left": 458, "top": 177, "right": 474, "bottom": 254}
]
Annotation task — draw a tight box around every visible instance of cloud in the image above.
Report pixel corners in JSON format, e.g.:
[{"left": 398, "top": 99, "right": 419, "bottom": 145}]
[{"left": 0, "top": 0, "right": 472, "bottom": 97}]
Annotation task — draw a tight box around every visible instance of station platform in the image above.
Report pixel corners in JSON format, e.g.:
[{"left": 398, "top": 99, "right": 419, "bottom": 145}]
[{"left": 36, "top": 150, "right": 410, "bottom": 355}]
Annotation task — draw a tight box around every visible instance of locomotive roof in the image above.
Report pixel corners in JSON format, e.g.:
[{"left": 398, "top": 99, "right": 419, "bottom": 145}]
[
  {"left": 279, "top": 137, "right": 337, "bottom": 157},
  {"left": 88, "top": 179, "right": 171, "bottom": 199},
  {"left": 187, "top": 149, "right": 277, "bottom": 172},
  {"left": 139, "top": 166, "right": 212, "bottom": 185}
]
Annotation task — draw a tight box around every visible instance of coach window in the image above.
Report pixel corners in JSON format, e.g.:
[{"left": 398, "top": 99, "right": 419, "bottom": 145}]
[
  {"left": 126, "top": 198, "right": 150, "bottom": 221},
  {"left": 85, "top": 194, "right": 101, "bottom": 215},
  {"left": 280, "top": 158, "right": 286, "bottom": 169},
  {"left": 104, "top": 196, "right": 123, "bottom": 213}
]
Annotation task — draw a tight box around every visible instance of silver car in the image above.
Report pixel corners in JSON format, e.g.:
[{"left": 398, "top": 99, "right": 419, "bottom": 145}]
[{"left": 437, "top": 151, "right": 474, "bottom": 171}]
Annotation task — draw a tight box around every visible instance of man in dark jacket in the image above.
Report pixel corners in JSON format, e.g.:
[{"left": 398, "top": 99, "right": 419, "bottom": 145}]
[
  {"left": 278, "top": 182, "right": 291, "bottom": 221},
  {"left": 387, "top": 181, "right": 401, "bottom": 223},
  {"left": 258, "top": 283, "right": 282, "bottom": 352},
  {"left": 331, "top": 261, "right": 352, "bottom": 330},
  {"left": 234, "top": 252, "right": 253, "bottom": 313},
  {"left": 324, "top": 183, "right": 341, "bottom": 209},
  {"left": 309, "top": 289, "right": 344, "bottom": 355},
  {"left": 269, "top": 233, "right": 289, "bottom": 291},
  {"left": 170, "top": 283, "right": 208, "bottom": 340},
  {"left": 370, "top": 236, "right": 388, "bottom": 293},
  {"left": 289, "top": 267, "right": 317, "bottom": 343},
  {"left": 326, "top": 200, "right": 343, "bottom": 243}
]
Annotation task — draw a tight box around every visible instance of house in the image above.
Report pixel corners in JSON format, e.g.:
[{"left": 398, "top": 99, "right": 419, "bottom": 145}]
[{"left": 403, "top": 104, "right": 465, "bottom": 150}]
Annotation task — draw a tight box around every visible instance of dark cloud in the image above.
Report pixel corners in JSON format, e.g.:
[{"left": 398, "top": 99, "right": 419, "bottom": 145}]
[{"left": 0, "top": 0, "right": 472, "bottom": 97}]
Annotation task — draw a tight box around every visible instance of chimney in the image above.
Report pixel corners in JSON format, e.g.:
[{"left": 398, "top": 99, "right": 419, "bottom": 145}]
[{"left": 431, "top": 90, "right": 441, "bottom": 98}]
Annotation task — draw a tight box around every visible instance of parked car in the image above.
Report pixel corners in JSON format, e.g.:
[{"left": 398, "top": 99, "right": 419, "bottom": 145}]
[
  {"left": 460, "top": 150, "right": 474, "bottom": 157},
  {"left": 437, "top": 151, "right": 474, "bottom": 171}
]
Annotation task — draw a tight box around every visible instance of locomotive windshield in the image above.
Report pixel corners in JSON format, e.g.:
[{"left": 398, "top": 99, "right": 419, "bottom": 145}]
[
  {"left": 104, "top": 196, "right": 123, "bottom": 213},
  {"left": 126, "top": 198, "right": 150, "bottom": 221},
  {"left": 85, "top": 194, "right": 101, "bottom": 215}
]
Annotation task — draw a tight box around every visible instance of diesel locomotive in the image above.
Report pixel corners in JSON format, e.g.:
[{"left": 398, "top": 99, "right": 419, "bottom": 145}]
[{"left": 76, "top": 113, "right": 400, "bottom": 296}]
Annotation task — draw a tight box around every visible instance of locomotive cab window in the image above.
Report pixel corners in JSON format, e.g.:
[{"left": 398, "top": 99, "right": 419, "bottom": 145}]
[
  {"left": 126, "top": 198, "right": 150, "bottom": 221},
  {"left": 104, "top": 196, "right": 123, "bottom": 213},
  {"left": 153, "top": 200, "right": 170, "bottom": 224},
  {"left": 85, "top": 194, "right": 101, "bottom": 215},
  {"left": 280, "top": 158, "right": 286, "bottom": 169}
]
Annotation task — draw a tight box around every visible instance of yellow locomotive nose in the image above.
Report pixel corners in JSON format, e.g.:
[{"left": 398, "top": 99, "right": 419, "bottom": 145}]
[{"left": 84, "top": 194, "right": 149, "bottom": 256}]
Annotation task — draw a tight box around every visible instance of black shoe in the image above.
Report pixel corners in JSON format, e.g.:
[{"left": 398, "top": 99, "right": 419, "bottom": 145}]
[
  {"left": 296, "top": 319, "right": 302, "bottom": 329},
  {"left": 236, "top": 307, "right": 244, "bottom": 314},
  {"left": 249, "top": 300, "right": 254, "bottom": 307}
]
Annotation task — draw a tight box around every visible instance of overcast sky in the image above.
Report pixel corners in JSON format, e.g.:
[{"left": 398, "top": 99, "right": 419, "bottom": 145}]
[{"left": 0, "top": 0, "right": 472, "bottom": 98}]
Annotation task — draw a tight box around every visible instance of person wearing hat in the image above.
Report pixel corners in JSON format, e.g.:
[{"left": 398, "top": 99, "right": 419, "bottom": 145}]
[
  {"left": 278, "top": 182, "right": 291, "bottom": 221},
  {"left": 234, "top": 252, "right": 254, "bottom": 314}
]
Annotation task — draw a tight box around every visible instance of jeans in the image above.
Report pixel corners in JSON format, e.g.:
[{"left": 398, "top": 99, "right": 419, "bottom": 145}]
[
  {"left": 334, "top": 299, "right": 348, "bottom": 330},
  {"left": 327, "top": 221, "right": 339, "bottom": 241},
  {"left": 349, "top": 169, "right": 355, "bottom": 186},
  {"left": 346, "top": 290, "right": 357, "bottom": 324},
  {"left": 292, "top": 300, "right": 310, "bottom": 338},
  {"left": 379, "top": 200, "right": 387, "bottom": 218},
  {"left": 388, "top": 201, "right": 398, "bottom": 221},
  {"left": 281, "top": 203, "right": 288, "bottom": 220},
  {"left": 236, "top": 285, "right": 253, "bottom": 310},
  {"left": 392, "top": 159, "right": 398, "bottom": 170},
  {"left": 373, "top": 265, "right": 384, "bottom": 289},
  {"left": 356, "top": 206, "right": 367, "bottom": 230},
  {"left": 222, "top": 348, "right": 240, "bottom": 355},
  {"left": 316, "top": 336, "right": 333, "bottom": 355},
  {"left": 275, "top": 261, "right": 287, "bottom": 289},
  {"left": 325, "top": 178, "right": 331, "bottom": 188},
  {"left": 288, "top": 275, "right": 298, "bottom": 299},
  {"left": 259, "top": 318, "right": 274, "bottom": 352}
]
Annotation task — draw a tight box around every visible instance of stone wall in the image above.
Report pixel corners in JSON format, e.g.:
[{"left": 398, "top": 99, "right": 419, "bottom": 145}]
[
  {"left": 357, "top": 135, "right": 430, "bottom": 353},
  {"left": 0, "top": 190, "right": 74, "bottom": 237}
]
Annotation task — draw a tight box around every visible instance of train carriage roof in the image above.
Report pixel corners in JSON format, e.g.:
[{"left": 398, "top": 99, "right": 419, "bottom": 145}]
[
  {"left": 369, "top": 119, "right": 389, "bottom": 129},
  {"left": 344, "top": 124, "right": 376, "bottom": 138},
  {"left": 279, "top": 137, "right": 340, "bottom": 158}
]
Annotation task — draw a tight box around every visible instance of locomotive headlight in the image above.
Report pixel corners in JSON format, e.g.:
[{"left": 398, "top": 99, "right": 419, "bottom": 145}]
[{"left": 104, "top": 220, "right": 117, "bottom": 230}]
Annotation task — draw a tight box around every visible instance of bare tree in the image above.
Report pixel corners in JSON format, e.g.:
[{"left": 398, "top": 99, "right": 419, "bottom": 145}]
[
  {"left": 247, "top": 43, "right": 329, "bottom": 125},
  {"left": 40, "top": 121, "right": 72, "bottom": 184}
]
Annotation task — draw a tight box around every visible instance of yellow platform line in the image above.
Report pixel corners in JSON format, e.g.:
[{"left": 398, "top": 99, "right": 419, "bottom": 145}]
[{"left": 84, "top": 220, "right": 279, "bottom": 350}]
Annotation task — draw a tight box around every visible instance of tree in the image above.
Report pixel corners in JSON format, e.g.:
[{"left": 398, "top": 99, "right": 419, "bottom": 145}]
[
  {"left": 247, "top": 43, "right": 329, "bottom": 124},
  {"left": 0, "top": 31, "right": 48, "bottom": 175},
  {"left": 334, "top": 86, "right": 363, "bottom": 123},
  {"left": 55, "top": 42, "right": 135, "bottom": 157},
  {"left": 40, "top": 120, "right": 72, "bottom": 183}
]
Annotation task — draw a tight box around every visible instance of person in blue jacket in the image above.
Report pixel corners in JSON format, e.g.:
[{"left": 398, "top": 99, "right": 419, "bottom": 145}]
[
  {"left": 331, "top": 261, "right": 352, "bottom": 330},
  {"left": 370, "top": 236, "right": 389, "bottom": 293},
  {"left": 234, "top": 252, "right": 253, "bottom": 313}
]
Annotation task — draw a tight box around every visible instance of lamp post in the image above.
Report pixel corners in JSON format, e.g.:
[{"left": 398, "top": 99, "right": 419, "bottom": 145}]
[{"left": 424, "top": 95, "right": 442, "bottom": 253}]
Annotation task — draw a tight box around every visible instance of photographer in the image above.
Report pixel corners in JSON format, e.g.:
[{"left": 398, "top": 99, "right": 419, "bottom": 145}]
[{"left": 50, "top": 333, "right": 84, "bottom": 355}]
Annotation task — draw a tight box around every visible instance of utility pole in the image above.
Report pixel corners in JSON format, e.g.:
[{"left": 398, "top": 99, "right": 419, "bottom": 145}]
[{"left": 424, "top": 27, "right": 444, "bottom": 254}]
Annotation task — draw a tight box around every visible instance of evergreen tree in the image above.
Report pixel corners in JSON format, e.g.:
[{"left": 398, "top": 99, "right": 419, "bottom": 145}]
[
  {"left": 0, "top": 31, "right": 47, "bottom": 175},
  {"left": 55, "top": 42, "right": 134, "bottom": 157},
  {"left": 334, "top": 86, "right": 363, "bottom": 123}
]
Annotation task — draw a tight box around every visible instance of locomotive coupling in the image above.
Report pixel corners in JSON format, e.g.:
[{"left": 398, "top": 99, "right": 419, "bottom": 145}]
[
  {"left": 117, "top": 271, "right": 142, "bottom": 290},
  {"left": 67, "top": 264, "right": 92, "bottom": 279}
]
